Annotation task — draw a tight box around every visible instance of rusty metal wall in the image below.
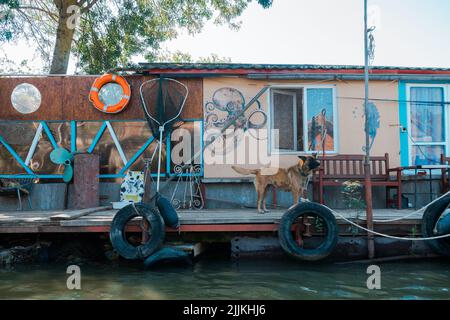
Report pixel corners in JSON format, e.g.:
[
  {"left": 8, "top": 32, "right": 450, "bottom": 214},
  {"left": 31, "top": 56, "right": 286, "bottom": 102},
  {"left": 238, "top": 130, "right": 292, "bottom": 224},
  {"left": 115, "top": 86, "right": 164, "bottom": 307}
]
[{"left": 0, "top": 76, "right": 203, "bottom": 121}]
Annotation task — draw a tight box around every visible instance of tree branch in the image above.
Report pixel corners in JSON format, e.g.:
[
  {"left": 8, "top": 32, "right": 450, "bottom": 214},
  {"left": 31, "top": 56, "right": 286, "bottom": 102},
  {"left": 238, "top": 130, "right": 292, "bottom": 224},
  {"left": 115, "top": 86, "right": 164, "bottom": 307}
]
[
  {"left": 80, "top": 0, "right": 99, "bottom": 14},
  {"left": 18, "top": 6, "right": 58, "bottom": 21}
]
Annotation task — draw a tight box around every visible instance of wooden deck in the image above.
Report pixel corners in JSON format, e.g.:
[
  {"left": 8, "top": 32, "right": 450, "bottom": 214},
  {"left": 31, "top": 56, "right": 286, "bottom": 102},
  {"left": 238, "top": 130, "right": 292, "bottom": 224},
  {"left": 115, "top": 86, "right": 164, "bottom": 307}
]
[{"left": 0, "top": 207, "right": 423, "bottom": 234}]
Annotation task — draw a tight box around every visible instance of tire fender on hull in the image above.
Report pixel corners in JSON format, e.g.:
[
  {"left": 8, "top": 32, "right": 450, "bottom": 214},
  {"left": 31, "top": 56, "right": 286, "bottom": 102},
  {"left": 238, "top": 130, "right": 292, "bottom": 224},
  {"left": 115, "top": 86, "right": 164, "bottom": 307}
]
[
  {"left": 110, "top": 203, "right": 165, "bottom": 260},
  {"left": 278, "top": 202, "right": 339, "bottom": 261},
  {"left": 421, "top": 196, "right": 450, "bottom": 257}
]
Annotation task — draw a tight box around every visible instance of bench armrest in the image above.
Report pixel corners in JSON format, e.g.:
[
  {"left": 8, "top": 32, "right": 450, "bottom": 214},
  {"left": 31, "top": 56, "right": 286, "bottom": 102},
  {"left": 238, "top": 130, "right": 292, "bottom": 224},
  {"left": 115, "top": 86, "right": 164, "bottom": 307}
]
[
  {"left": 387, "top": 167, "right": 403, "bottom": 182},
  {"left": 387, "top": 167, "right": 403, "bottom": 172}
]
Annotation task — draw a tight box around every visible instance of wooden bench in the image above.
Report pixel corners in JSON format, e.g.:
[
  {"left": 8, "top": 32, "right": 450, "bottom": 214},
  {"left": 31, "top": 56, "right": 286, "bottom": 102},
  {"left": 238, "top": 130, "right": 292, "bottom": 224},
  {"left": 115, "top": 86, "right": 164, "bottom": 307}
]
[
  {"left": 441, "top": 154, "right": 450, "bottom": 194},
  {"left": 312, "top": 153, "right": 402, "bottom": 209}
]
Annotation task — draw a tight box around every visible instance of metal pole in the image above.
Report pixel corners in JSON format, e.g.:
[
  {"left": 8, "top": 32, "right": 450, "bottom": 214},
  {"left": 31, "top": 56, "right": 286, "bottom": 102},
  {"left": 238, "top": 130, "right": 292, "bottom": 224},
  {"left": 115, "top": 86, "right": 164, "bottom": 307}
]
[
  {"left": 364, "top": 0, "right": 375, "bottom": 259},
  {"left": 156, "top": 127, "right": 164, "bottom": 192}
]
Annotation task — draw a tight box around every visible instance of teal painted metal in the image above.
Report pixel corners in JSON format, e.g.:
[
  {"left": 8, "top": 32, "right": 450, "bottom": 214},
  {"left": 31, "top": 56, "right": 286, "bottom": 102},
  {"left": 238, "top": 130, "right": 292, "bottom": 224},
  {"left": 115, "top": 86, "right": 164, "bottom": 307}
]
[
  {"left": 118, "top": 135, "right": 155, "bottom": 175},
  {"left": 397, "top": 80, "right": 450, "bottom": 85},
  {"left": 88, "top": 122, "right": 107, "bottom": 153},
  {"left": 0, "top": 174, "right": 62, "bottom": 179},
  {"left": 398, "top": 81, "right": 409, "bottom": 166},
  {"left": 166, "top": 131, "right": 171, "bottom": 176},
  {"left": 199, "top": 120, "right": 204, "bottom": 176},
  {"left": 41, "top": 121, "right": 58, "bottom": 149},
  {"left": 166, "top": 121, "right": 204, "bottom": 177},
  {"left": 0, "top": 135, "right": 34, "bottom": 174},
  {"left": 0, "top": 119, "right": 204, "bottom": 180},
  {"left": 99, "top": 173, "right": 165, "bottom": 179},
  {"left": 71, "top": 121, "right": 77, "bottom": 153}
]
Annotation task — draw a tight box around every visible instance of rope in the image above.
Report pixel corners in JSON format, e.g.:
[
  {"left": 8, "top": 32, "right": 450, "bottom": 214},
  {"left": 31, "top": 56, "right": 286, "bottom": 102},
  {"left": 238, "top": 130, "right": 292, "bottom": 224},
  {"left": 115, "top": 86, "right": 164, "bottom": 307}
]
[
  {"left": 367, "top": 191, "right": 450, "bottom": 223},
  {"left": 331, "top": 210, "right": 450, "bottom": 241},
  {"left": 318, "top": 193, "right": 450, "bottom": 241}
]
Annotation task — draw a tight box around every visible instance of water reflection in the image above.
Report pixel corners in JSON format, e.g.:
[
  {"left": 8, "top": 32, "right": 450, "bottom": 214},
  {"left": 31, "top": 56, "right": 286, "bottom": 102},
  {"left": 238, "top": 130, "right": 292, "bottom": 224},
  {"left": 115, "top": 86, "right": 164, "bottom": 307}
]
[{"left": 0, "top": 259, "right": 449, "bottom": 300}]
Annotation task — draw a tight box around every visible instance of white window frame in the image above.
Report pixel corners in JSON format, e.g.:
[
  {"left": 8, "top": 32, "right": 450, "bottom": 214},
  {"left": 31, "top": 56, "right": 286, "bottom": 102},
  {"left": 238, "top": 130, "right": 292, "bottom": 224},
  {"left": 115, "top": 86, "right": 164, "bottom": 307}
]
[
  {"left": 268, "top": 84, "right": 338, "bottom": 155},
  {"left": 406, "top": 83, "right": 449, "bottom": 165},
  {"left": 270, "top": 89, "right": 297, "bottom": 152}
]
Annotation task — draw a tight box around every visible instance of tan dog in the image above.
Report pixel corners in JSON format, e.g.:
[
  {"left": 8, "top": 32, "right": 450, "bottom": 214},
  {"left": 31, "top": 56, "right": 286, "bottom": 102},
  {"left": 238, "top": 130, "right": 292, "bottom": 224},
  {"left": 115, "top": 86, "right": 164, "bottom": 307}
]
[{"left": 232, "top": 154, "right": 320, "bottom": 213}]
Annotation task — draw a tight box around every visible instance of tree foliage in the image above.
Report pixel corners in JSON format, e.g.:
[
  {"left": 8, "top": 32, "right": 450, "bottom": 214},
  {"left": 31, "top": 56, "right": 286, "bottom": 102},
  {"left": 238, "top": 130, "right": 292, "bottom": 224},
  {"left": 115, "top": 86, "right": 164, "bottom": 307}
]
[
  {"left": 154, "top": 50, "right": 231, "bottom": 64},
  {"left": 0, "top": 0, "right": 272, "bottom": 74}
]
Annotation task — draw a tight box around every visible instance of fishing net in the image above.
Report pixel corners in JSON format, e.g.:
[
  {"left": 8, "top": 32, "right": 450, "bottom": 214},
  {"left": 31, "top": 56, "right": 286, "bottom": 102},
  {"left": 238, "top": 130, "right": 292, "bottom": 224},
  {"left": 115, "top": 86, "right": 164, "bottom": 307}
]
[
  {"left": 139, "top": 77, "right": 189, "bottom": 192},
  {"left": 140, "top": 78, "right": 188, "bottom": 140}
]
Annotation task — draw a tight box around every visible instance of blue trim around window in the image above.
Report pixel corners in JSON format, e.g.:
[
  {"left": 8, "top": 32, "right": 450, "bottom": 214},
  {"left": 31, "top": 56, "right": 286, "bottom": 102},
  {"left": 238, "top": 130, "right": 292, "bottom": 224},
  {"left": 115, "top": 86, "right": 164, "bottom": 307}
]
[
  {"left": 398, "top": 80, "right": 450, "bottom": 167},
  {"left": 398, "top": 81, "right": 409, "bottom": 166}
]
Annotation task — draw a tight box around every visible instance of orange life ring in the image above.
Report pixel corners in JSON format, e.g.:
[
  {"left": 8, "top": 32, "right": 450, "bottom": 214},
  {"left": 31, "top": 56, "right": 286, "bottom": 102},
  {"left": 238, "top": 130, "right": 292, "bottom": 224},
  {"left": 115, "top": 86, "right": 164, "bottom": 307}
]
[{"left": 89, "top": 74, "right": 131, "bottom": 114}]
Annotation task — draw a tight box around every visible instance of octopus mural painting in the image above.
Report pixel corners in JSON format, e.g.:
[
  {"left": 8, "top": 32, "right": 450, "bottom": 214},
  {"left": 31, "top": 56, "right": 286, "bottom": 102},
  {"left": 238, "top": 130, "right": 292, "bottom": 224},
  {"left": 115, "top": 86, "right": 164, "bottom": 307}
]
[{"left": 204, "top": 87, "right": 267, "bottom": 153}]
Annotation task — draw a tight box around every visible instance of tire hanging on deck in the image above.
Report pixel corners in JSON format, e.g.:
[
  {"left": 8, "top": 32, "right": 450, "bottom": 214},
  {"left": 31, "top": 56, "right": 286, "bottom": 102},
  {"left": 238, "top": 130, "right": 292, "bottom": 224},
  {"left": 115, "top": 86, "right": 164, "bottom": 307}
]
[
  {"left": 278, "top": 202, "right": 339, "bottom": 261},
  {"left": 110, "top": 203, "right": 165, "bottom": 260},
  {"left": 421, "top": 195, "right": 450, "bottom": 257}
]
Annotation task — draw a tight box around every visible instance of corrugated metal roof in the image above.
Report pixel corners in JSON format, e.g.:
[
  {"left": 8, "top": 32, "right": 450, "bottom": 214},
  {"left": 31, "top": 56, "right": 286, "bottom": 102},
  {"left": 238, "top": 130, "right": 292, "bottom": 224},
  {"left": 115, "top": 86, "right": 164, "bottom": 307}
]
[{"left": 136, "top": 62, "right": 450, "bottom": 73}]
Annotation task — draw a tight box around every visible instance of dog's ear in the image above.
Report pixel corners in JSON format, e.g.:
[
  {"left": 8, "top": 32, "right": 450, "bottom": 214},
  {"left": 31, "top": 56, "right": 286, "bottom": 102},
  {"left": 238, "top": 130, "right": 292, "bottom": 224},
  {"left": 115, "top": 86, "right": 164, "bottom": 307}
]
[
  {"left": 311, "top": 152, "right": 318, "bottom": 158},
  {"left": 298, "top": 156, "right": 307, "bottom": 161}
]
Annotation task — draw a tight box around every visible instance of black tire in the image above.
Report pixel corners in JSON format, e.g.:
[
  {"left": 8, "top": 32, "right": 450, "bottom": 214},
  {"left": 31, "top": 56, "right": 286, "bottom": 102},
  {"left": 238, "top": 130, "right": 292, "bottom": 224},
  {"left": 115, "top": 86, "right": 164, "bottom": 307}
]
[
  {"left": 278, "top": 202, "right": 339, "bottom": 261},
  {"left": 110, "top": 203, "right": 165, "bottom": 260},
  {"left": 421, "top": 196, "right": 450, "bottom": 257}
]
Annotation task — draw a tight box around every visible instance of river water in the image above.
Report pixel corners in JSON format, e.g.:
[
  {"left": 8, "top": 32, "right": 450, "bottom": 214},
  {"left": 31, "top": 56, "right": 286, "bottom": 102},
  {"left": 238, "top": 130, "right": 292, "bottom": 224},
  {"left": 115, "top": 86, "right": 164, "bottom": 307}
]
[{"left": 1, "top": 258, "right": 449, "bottom": 300}]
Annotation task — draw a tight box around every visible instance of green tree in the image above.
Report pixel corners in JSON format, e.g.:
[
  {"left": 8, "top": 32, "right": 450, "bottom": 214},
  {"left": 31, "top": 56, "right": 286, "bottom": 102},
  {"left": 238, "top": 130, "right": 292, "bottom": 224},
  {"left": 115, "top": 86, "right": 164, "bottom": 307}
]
[
  {"left": 0, "top": 0, "right": 272, "bottom": 74},
  {"left": 154, "top": 50, "right": 231, "bottom": 64}
]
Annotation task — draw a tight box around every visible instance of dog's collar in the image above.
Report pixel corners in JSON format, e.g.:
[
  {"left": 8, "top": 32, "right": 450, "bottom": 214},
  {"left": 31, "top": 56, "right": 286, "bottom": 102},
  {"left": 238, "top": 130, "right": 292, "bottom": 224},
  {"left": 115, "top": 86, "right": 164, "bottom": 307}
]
[{"left": 297, "top": 166, "right": 310, "bottom": 177}]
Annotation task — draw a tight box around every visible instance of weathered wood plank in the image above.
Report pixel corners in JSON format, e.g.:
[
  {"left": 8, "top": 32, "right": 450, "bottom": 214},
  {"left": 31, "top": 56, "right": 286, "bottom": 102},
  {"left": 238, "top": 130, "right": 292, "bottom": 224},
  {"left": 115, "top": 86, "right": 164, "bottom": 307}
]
[
  {"left": 50, "top": 206, "right": 111, "bottom": 221},
  {"left": 0, "top": 208, "right": 423, "bottom": 232}
]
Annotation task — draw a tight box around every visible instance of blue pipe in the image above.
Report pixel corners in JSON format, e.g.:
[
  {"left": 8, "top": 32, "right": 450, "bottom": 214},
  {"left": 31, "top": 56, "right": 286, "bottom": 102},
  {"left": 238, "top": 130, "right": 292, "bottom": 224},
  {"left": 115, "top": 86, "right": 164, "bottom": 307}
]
[
  {"left": 118, "top": 135, "right": 155, "bottom": 175},
  {"left": 88, "top": 122, "right": 107, "bottom": 153},
  {"left": 0, "top": 136, "right": 34, "bottom": 174},
  {"left": 41, "top": 122, "right": 58, "bottom": 149}
]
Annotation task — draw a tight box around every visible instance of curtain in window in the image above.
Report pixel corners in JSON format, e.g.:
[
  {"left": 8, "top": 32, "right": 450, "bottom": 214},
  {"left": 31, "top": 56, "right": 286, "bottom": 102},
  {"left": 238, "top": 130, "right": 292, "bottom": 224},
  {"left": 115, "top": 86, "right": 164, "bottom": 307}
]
[
  {"left": 410, "top": 87, "right": 445, "bottom": 165},
  {"left": 410, "top": 87, "right": 444, "bottom": 143}
]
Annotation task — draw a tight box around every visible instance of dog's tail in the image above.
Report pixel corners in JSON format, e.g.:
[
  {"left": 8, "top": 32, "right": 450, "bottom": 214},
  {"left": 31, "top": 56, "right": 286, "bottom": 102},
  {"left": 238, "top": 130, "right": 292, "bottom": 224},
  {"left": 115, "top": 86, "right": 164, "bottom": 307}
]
[{"left": 231, "top": 165, "right": 259, "bottom": 175}]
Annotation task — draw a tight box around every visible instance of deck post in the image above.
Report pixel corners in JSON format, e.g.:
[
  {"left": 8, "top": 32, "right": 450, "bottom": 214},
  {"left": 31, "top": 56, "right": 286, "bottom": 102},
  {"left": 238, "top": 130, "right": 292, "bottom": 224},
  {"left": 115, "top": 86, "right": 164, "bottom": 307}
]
[{"left": 73, "top": 153, "right": 100, "bottom": 209}]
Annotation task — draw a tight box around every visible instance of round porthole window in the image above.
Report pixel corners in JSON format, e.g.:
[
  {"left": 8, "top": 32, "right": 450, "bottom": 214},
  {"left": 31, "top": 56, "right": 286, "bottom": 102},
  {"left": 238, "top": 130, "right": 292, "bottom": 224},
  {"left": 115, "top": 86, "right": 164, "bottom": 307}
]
[
  {"left": 11, "top": 83, "right": 42, "bottom": 114},
  {"left": 98, "top": 82, "right": 124, "bottom": 106}
]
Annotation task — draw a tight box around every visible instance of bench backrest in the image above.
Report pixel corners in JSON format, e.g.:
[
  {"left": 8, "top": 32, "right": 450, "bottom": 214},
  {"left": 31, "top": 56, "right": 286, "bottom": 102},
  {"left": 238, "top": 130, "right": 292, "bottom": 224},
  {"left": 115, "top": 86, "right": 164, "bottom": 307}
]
[{"left": 316, "top": 153, "right": 389, "bottom": 180}]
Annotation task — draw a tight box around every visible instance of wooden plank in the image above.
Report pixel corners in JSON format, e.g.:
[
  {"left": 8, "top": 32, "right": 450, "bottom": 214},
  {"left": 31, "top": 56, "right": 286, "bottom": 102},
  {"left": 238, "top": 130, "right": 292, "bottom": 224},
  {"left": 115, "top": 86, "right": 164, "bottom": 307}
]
[
  {"left": 0, "top": 207, "right": 424, "bottom": 234},
  {"left": 0, "top": 76, "right": 203, "bottom": 121},
  {"left": 65, "top": 75, "right": 148, "bottom": 121},
  {"left": 0, "top": 77, "right": 64, "bottom": 121},
  {"left": 50, "top": 206, "right": 111, "bottom": 221}
]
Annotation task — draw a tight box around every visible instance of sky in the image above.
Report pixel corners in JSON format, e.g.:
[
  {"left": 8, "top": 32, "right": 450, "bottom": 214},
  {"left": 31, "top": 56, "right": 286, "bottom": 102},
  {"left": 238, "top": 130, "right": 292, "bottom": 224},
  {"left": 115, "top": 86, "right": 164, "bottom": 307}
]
[{"left": 2, "top": 0, "right": 450, "bottom": 73}]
